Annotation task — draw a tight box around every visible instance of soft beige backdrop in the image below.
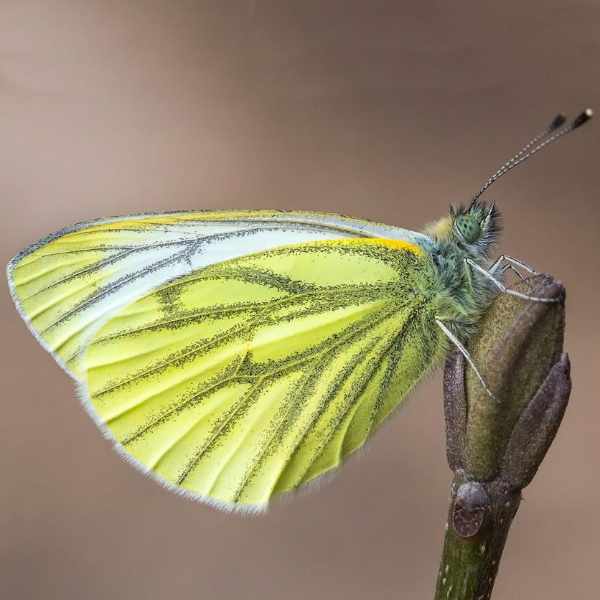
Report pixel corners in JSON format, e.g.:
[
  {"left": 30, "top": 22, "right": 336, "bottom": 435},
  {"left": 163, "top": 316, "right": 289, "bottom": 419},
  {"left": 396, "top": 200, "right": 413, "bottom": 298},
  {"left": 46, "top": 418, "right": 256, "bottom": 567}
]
[{"left": 1, "top": 2, "right": 598, "bottom": 599}]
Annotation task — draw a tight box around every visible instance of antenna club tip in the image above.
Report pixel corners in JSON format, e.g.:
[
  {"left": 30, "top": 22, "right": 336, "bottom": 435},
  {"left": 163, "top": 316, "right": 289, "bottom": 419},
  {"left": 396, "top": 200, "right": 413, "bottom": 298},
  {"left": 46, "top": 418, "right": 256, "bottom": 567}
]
[
  {"left": 573, "top": 109, "right": 593, "bottom": 129},
  {"left": 550, "top": 113, "right": 567, "bottom": 129}
]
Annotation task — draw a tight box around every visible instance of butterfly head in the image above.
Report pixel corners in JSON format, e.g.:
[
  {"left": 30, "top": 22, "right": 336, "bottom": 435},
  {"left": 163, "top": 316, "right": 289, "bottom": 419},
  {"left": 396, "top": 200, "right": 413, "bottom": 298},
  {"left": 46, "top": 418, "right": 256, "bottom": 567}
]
[
  {"left": 425, "top": 201, "right": 501, "bottom": 257},
  {"left": 451, "top": 201, "right": 501, "bottom": 255}
]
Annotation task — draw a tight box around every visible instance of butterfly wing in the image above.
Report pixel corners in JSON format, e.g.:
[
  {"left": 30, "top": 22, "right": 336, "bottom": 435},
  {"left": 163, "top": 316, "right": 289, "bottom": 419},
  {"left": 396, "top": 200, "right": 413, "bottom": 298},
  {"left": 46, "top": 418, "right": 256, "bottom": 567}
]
[
  {"left": 7, "top": 210, "right": 429, "bottom": 379},
  {"left": 80, "top": 238, "right": 444, "bottom": 511}
]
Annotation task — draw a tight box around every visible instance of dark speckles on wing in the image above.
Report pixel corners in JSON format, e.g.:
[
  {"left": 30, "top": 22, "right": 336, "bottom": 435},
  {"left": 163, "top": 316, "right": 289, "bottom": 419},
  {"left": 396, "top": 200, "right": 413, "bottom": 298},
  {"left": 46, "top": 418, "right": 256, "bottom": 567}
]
[
  {"left": 12, "top": 214, "right": 399, "bottom": 381},
  {"left": 81, "top": 239, "right": 443, "bottom": 507}
]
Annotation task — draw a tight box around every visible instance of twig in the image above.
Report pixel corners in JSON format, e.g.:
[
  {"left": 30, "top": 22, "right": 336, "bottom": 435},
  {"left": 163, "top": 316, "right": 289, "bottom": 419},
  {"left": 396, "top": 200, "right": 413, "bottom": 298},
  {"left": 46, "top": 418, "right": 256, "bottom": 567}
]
[{"left": 434, "top": 275, "right": 571, "bottom": 600}]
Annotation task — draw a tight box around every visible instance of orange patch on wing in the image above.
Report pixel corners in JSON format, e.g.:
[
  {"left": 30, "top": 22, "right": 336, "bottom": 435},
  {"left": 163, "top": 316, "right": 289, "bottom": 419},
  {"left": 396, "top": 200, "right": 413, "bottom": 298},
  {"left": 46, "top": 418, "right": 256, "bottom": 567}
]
[{"left": 321, "top": 237, "right": 424, "bottom": 256}]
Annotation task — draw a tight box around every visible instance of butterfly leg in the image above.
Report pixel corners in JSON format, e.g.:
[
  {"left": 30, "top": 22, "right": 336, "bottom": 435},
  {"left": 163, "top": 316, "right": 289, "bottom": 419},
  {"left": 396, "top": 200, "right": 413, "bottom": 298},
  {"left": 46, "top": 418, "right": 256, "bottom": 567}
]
[
  {"left": 435, "top": 318, "right": 495, "bottom": 400},
  {"left": 498, "top": 263, "right": 527, "bottom": 282},
  {"left": 486, "top": 257, "right": 523, "bottom": 284},
  {"left": 465, "top": 258, "right": 558, "bottom": 303},
  {"left": 489, "top": 255, "right": 538, "bottom": 276},
  {"left": 489, "top": 255, "right": 541, "bottom": 290}
]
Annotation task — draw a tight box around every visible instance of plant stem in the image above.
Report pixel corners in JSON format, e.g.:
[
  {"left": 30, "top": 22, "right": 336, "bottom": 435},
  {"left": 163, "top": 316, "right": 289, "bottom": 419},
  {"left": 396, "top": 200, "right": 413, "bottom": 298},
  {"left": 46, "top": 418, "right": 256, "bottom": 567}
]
[{"left": 434, "top": 476, "right": 520, "bottom": 600}]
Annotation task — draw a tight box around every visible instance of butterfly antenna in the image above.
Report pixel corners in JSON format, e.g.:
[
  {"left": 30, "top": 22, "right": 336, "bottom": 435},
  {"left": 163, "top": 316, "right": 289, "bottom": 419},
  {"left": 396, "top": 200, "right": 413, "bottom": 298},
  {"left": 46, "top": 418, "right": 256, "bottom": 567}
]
[{"left": 470, "top": 108, "right": 593, "bottom": 207}]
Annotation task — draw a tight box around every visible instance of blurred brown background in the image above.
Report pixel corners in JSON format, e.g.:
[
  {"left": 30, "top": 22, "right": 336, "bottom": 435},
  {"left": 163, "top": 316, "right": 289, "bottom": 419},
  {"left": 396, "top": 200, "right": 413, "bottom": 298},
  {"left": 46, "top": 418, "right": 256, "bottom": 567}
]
[{"left": 1, "top": 2, "right": 598, "bottom": 599}]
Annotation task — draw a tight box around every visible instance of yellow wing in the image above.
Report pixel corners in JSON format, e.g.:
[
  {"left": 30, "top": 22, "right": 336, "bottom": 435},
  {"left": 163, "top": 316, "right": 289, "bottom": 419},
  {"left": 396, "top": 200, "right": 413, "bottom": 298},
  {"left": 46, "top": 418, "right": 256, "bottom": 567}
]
[
  {"left": 7, "top": 210, "right": 428, "bottom": 379},
  {"left": 80, "top": 239, "right": 443, "bottom": 511}
]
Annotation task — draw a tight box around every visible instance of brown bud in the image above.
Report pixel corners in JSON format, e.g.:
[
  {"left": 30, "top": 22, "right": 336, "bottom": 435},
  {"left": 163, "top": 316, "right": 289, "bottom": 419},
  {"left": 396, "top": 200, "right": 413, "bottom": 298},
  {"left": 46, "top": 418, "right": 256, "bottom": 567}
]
[
  {"left": 443, "top": 273, "right": 570, "bottom": 485},
  {"left": 452, "top": 481, "right": 490, "bottom": 538}
]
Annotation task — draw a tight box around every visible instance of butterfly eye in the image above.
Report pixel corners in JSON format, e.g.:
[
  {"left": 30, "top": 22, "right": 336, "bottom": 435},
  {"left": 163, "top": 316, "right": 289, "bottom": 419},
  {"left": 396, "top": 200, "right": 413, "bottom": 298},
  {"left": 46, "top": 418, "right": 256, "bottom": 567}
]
[{"left": 455, "top": 215, "right": 481, "bottom": 244}]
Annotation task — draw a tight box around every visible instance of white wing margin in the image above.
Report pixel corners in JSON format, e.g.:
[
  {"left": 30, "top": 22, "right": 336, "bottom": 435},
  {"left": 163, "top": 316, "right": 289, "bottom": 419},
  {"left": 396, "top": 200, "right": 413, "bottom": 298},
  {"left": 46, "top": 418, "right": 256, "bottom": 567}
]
[{"left": 7, "top": 209, "right": 429, "bottom": 380}]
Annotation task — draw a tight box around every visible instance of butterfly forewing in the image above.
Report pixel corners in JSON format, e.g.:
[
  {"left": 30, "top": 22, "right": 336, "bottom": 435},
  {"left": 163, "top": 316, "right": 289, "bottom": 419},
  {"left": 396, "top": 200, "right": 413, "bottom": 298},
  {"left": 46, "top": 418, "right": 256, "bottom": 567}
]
[{"left": 7, "top": 210, "right": 427, "bottom": 379}]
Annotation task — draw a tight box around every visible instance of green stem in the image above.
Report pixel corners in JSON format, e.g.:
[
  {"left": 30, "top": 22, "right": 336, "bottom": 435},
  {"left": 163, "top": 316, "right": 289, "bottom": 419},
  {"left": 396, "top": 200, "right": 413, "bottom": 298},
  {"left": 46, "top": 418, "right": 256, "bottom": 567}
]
[{"left": 434, "top": 476, "right": 521, "bottom": 600}]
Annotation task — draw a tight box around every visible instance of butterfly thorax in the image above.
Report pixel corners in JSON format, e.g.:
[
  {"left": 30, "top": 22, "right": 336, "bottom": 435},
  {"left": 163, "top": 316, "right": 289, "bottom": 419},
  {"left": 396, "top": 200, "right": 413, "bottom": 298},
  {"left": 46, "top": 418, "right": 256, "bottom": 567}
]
[{"left": 423, "top": 201, "right": 502, "bottom": 342}]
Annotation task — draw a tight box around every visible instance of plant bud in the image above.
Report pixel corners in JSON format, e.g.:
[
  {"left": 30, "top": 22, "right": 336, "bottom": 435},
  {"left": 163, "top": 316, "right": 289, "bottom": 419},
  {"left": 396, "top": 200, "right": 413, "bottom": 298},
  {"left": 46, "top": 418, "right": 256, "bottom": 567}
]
[{"left": 444, "top": 273, "right": 570, "bottom": 487}]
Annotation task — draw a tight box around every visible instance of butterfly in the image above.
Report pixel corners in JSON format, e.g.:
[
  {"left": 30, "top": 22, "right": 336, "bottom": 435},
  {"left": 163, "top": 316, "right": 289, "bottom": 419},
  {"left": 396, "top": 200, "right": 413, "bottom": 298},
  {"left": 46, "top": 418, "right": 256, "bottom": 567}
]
[{"left": 6, "top": 109, "right": 591, "bottom": 512}]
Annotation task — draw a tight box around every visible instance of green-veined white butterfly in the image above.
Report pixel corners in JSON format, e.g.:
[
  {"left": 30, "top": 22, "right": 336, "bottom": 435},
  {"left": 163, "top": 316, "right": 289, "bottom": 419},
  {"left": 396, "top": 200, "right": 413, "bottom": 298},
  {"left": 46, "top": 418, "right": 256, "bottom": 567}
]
[{"left": 6, "top": 109, "right": 592, "bottom": 512}]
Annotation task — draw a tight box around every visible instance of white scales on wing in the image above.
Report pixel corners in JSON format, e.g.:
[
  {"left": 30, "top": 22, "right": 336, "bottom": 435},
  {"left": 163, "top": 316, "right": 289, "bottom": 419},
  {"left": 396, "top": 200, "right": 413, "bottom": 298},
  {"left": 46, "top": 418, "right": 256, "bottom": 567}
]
[{"left": 7, "top": 210, "right": 430, "bottom": 381}]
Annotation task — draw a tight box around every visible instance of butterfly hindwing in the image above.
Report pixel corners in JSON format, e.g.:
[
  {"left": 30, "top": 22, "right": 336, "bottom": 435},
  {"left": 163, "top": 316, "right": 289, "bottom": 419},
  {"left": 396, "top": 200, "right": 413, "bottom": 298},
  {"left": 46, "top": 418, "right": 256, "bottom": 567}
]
[
  {"left": 7, "top": 210, "right": 428, "bottom": 379},
  {"left": 80, "top": 239, "right": 444, "bottom": 510}
]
